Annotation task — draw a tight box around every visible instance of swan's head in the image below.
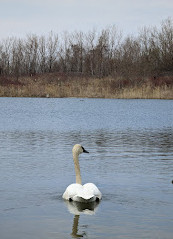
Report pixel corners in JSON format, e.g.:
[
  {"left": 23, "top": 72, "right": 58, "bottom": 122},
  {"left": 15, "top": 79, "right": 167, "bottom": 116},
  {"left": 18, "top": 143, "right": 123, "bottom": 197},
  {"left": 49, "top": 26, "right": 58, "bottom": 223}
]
[{"left": 72, "top": 144, "right": 89, "bottom": 155}]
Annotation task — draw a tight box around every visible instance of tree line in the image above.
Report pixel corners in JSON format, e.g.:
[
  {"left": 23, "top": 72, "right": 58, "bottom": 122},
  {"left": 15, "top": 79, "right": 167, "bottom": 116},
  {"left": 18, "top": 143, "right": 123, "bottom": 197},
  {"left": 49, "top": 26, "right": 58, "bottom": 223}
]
[{"left": 0, "top": 18, "right": 173, "bottom": 80}]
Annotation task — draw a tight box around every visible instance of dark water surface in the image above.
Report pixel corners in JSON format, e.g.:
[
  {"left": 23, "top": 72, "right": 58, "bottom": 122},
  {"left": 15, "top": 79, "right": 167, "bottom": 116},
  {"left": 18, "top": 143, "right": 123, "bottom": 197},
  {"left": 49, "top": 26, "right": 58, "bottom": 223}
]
[{"left": 0, "top": 98, "right": 173, "bottom": 239}]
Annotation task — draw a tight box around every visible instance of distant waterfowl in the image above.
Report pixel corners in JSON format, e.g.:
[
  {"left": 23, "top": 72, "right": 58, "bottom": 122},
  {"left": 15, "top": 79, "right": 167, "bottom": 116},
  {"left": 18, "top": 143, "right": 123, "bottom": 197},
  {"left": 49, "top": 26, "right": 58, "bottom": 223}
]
[{"left": 62, "top": 144, "right": 102, "bottom": 203}]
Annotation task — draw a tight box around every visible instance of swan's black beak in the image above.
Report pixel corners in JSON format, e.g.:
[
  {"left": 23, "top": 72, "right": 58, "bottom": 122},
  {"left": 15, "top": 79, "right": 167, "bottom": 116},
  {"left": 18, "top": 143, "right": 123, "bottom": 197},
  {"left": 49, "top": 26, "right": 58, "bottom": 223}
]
[
  {"left": 82, "top": 146, "right": 89, "bottom": 153},
  {"left": 83, "top": 149, "right": 89, "bottom": 153}
]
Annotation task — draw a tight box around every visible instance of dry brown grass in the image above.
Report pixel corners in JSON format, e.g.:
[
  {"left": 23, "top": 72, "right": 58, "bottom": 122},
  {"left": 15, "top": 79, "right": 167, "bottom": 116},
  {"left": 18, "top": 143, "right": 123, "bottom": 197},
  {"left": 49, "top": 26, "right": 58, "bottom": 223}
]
[{"left": 0, "top": 74, "right": 172, "bottom": 99}]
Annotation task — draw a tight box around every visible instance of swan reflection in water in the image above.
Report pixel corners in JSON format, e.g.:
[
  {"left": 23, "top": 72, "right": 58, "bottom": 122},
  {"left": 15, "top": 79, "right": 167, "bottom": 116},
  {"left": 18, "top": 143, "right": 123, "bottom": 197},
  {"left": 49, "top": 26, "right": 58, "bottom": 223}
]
[{"left": 64, "top": 200, "right": 100, "bottom": 238}]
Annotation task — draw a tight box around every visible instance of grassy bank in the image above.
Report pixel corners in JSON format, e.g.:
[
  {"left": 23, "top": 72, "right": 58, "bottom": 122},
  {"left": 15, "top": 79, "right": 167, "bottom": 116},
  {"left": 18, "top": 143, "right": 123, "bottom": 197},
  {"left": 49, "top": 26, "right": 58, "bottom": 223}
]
[{"left": 0, "top": 73, "right": 172, "bottom": 99}]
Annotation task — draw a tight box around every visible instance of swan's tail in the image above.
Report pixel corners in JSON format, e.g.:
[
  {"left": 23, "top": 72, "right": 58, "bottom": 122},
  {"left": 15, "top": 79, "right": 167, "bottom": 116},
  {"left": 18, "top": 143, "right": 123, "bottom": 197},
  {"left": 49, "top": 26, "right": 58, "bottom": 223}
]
[
  {"left": 73, "top": 195, "right": 96, "bottom": 203},
  {"left": 72, "top": 183, "right": 102, "bottom": 203}
]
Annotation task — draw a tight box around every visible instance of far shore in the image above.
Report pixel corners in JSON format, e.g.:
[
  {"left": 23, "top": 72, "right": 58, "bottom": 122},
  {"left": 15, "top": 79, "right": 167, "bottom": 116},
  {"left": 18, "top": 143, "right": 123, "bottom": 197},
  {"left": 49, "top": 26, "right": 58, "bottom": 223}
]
[{"left": 0, "top": 73, "right": 172, "bottom": 99}]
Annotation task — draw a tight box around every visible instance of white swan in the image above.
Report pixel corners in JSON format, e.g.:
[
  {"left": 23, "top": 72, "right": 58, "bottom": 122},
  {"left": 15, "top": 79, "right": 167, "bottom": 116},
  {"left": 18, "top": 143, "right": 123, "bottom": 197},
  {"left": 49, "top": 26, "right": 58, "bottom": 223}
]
[{"left": 62, "top": 144, "right": 102, "bottom": 203}]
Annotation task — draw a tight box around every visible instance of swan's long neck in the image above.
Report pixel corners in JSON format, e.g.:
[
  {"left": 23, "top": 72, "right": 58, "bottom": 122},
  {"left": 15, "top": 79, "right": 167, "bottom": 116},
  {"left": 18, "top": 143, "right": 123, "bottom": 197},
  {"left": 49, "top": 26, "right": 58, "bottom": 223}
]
[{"left": 73, "top": 152, "right": 82, "bottom": 185}]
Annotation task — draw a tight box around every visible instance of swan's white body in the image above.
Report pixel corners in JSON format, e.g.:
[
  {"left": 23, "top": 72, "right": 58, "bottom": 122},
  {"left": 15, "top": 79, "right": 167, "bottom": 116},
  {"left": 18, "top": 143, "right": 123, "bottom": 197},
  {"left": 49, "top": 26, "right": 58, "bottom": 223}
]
[
  {"left": 63, "top": 182, "right": 102, "bottom": 202},
  {"left": 62, "top": 144, "right": 102, "bottom": 203}
]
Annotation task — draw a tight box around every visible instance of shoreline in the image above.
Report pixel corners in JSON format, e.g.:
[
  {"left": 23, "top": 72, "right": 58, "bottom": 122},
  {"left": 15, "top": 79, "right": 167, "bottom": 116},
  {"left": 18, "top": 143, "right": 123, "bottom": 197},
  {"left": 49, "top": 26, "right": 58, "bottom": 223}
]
[{"left": 0, "top": 73, "right": 172, "bottom": 99}]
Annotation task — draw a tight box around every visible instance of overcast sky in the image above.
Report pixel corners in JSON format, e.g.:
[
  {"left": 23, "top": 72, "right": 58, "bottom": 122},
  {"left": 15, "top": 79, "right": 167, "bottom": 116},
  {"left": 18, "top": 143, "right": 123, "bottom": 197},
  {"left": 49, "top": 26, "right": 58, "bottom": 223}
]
[{"left": 1, "top": 0, "right": 173, "bottom": 39}]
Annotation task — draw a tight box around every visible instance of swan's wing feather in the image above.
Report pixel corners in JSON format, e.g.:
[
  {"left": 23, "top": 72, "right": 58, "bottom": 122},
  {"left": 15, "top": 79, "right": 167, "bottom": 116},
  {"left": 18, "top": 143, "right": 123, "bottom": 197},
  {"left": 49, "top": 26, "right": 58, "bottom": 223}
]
[
  {"left": 62, "top": 183, "right": 83, "bottom": 200},
  {"left": 83, "top": 183, "right": 102, "bottom": 199}
]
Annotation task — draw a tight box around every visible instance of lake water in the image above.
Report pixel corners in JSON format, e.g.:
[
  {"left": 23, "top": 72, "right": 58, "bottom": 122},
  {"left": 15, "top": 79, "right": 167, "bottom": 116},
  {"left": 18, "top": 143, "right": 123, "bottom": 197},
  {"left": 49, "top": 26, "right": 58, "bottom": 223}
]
[{"left": 0, "top": 98, "right": 173, "bottom": 239}]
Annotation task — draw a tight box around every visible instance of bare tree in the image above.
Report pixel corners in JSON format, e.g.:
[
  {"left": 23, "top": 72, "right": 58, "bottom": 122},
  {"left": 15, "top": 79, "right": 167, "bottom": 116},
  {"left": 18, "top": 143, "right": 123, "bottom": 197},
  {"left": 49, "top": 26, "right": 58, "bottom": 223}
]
[
  {"left": 158, "top": 18, "right": 173, "bottom": 72},
  {"left": 0, "top": 37, "right": 13, "bottom": 76},
  {"left": 11, "top": 38, "right": 24, "bottom": 79},
  {"left": 46, "top": 31, "right": 59, "bottom": 72},
  {"left": 85, "top": 29, "right": 97, "bottom": 76},
  {"left": 24, "top": 34, "right": 39, "bottom": 75},
  {"left": 0, "top": 18, "right": 172, "bottom": 82},
  {"left": 38, "top": 35, "right": 47, "bottom": 73}
]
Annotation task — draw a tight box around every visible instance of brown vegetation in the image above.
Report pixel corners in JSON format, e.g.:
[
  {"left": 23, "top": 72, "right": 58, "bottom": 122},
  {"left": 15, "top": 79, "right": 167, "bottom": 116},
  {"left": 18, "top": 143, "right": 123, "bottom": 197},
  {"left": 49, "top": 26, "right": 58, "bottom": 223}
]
[
  {"left": 0, "top": 73, "right": 172, "bottom": 99},
  {"left": 0, "top": 18, "right": 173, "bottom": 99}
]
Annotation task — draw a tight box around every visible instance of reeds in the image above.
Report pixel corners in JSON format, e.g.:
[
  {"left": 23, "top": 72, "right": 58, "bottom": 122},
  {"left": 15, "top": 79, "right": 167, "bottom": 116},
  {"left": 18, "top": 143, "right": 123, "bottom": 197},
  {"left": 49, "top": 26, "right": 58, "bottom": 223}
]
[{"left": 0, "top": 74, "right": 172, "bottom": 99}]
